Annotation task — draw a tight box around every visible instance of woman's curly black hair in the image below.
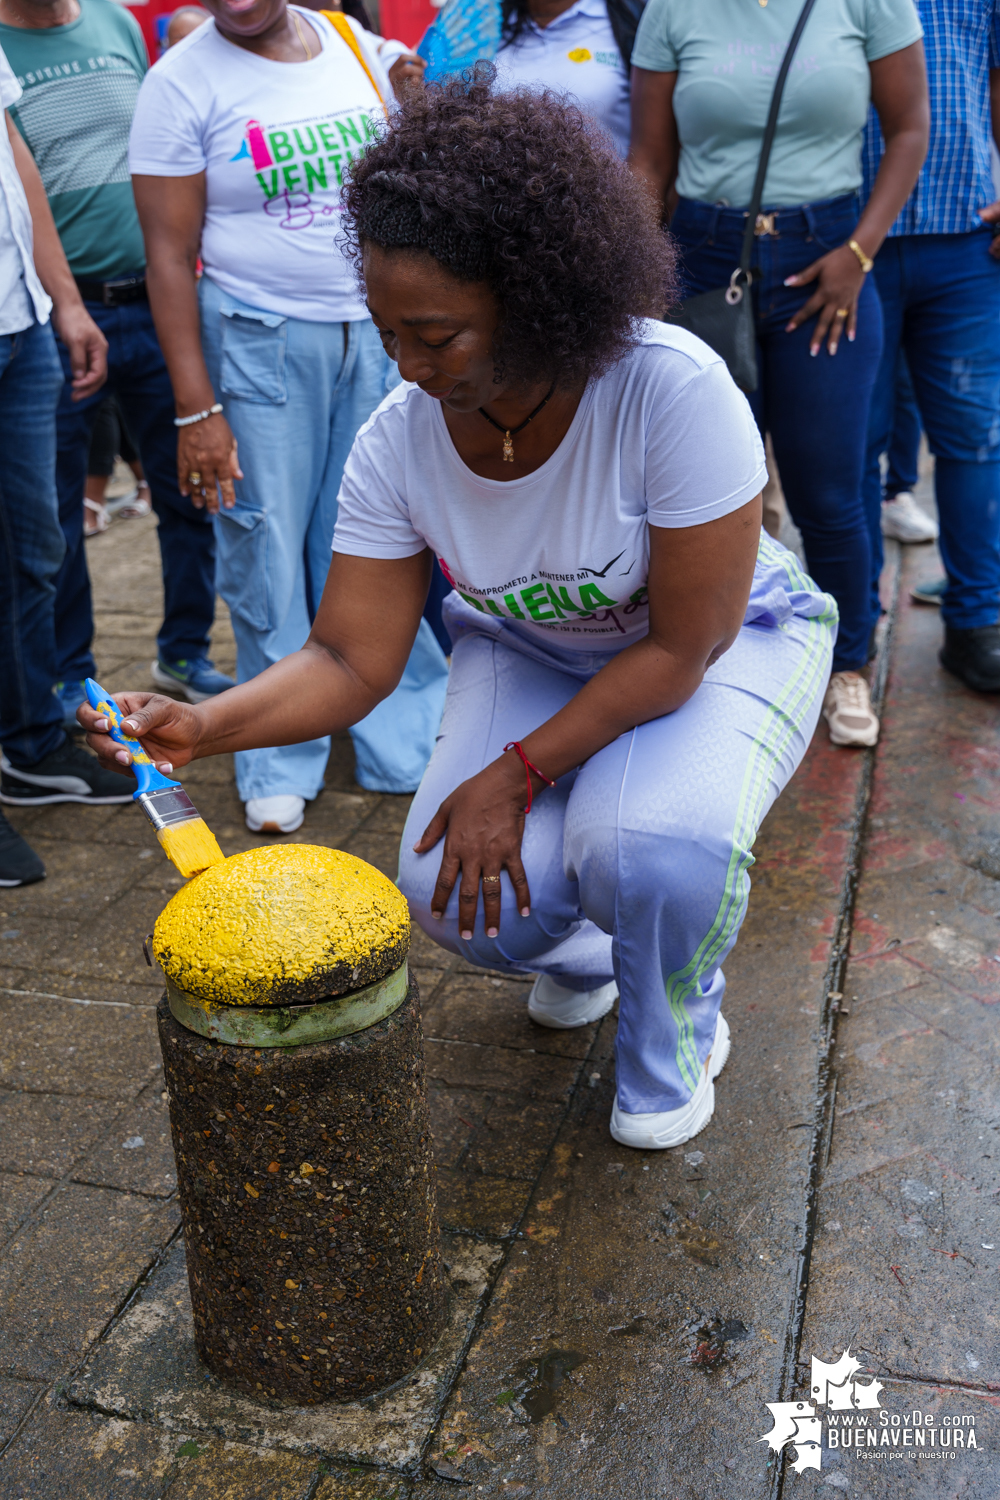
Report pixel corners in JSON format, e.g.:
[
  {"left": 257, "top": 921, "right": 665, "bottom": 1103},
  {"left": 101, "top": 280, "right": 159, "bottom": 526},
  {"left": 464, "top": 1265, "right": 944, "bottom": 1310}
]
[{"left": 341, "top": 70, "right": 677, "bottom": 389}]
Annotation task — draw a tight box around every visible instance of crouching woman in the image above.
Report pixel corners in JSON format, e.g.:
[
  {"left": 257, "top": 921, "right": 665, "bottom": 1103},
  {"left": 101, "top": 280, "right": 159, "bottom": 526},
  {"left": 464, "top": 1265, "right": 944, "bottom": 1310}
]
[{"left": 84, "top": 77, "right": 836, "bottom": 1150}]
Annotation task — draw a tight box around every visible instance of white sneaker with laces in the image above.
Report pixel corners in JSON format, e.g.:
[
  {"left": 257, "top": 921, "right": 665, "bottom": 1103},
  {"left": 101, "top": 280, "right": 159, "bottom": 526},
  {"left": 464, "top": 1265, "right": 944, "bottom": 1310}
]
[
  {"left": 610, "top": 1012, "right": 731, "bottom": 1150},
  {"left": 822, "top": 671, "right": 879, "bottom": 748},
  {"left": 527, "top": 973, "right": 618, "bottom": 1029},
  {"left": 245, "top": 795, "right": 305, "bottom": 834},
  {"left": 881, "top": 492, "right": 938, "bottom": 543}
]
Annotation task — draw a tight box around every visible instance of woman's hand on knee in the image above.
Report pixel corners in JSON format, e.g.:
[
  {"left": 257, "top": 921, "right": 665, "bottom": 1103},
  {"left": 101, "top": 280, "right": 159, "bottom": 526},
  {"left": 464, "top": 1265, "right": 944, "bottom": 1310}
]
[{"left": 413, "top": 759, "right": 534, "bottom": 940}]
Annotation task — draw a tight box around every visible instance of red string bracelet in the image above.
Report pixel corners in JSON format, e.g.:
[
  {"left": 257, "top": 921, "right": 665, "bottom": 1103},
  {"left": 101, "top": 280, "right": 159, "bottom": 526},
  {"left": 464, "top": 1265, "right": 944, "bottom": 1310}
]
[{"left": 504, "top": 741, "right": 556, "bottom": 814}]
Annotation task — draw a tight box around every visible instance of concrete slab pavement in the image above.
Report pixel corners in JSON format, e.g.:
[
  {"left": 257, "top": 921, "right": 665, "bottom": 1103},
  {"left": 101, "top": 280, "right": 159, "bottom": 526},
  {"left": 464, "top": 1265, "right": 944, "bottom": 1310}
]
[{"left": 0, "top": 499, "right": 996, "bottom": 1498}]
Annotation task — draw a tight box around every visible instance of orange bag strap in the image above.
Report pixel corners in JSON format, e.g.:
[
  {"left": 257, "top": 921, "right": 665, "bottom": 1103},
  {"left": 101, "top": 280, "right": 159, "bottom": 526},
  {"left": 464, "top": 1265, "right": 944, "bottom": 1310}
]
[{"left": 321, "top": 10, "right": 388, "bottom": 112}]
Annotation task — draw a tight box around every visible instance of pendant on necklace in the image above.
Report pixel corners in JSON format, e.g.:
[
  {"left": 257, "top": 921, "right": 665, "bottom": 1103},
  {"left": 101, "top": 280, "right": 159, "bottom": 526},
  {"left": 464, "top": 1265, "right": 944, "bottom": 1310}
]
[
  {"left": 759, "top": 0, "right": 767, "bottom": 7},
  {"left": 479, "top": 382, "right": 555, "bottom": 462}
]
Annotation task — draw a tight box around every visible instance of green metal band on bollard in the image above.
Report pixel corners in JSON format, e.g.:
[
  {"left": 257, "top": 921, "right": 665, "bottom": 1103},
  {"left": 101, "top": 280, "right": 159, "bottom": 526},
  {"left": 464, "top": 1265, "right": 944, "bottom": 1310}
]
[{"left": 165, "top": 961, "right": 409, "bottom": 1048}]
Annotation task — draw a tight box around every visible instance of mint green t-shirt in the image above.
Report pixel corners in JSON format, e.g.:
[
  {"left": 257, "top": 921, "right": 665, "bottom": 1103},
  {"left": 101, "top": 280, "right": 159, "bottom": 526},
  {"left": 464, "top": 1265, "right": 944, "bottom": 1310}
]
[
  {"left": 631, "top": 0, "right": 923, "bottom": 209},
  {"left": 0, "top": 0, "right": 147, "bottom": 279}
]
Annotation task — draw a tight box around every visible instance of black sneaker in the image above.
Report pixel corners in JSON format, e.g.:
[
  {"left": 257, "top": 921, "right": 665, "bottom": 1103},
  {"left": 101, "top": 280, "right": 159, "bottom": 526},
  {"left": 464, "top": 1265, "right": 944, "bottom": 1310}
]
[
  {"left": 0, "top": 734, "right": 136, "bottom": 806},
  {"left": 940, "top": 624, "right": 1000, "bottom": 693},
  {"left": 0, "top": 811, "right": 45, "bottom": 885}
]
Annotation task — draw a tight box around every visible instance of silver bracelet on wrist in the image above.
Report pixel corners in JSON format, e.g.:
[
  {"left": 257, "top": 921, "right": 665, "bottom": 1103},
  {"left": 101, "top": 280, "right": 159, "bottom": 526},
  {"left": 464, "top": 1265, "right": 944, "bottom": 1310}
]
[{"left": 174, "top": 402, "right": 223, "bottom": 428}]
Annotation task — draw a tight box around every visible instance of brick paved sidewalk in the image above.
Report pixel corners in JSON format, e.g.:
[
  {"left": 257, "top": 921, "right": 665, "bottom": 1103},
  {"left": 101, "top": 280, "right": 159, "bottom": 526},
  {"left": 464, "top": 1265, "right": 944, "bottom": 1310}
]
[{"left": 0, "top": 496, "right": 996, "bottom": 1500}]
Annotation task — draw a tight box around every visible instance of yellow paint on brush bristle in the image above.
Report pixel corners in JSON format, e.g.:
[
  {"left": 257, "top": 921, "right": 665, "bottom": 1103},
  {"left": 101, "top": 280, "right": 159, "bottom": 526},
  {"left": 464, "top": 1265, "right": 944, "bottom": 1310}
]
[
  {"left": 152, "top": 844, "right": 410, "bottom": 1007},
  {"left": 156, "top": 817, "right": 226, "bottom": 879}
]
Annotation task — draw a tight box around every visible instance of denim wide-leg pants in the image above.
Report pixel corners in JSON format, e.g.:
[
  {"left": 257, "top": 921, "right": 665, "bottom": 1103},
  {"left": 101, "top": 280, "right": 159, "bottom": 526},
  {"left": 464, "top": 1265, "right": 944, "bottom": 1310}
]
[
  {"left": 398, "top": 536, "right": 836, "bottom": 1114},
  {"left": 199, "top": 276, "right": 449, "bottom": 800}
]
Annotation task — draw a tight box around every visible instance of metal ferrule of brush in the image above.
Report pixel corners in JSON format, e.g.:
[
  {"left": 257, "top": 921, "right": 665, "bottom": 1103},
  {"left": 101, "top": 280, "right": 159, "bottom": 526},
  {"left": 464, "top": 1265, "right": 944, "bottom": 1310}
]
[{"left": 138, "top": 786, "right": 202, "bottom": 832}]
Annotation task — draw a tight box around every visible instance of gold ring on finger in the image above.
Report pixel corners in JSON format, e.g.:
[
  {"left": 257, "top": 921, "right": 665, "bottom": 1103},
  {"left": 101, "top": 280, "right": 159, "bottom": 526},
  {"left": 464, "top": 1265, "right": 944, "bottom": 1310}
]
[
  {"left": 188, "top": 471, "right": 202, "bottom": 485},
  {"left": 835, "top": 309, "right": 849, "bottom": 318},
  {"left": 482, "top": 874, "right": 501, "bottom": 885}
]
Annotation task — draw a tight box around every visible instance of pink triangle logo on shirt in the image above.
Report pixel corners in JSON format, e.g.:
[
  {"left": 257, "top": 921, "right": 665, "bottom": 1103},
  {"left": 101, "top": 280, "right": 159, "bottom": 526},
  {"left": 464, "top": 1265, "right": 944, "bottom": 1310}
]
[{"left": 230, "top": 121, "right": 274, "bottom": 169}]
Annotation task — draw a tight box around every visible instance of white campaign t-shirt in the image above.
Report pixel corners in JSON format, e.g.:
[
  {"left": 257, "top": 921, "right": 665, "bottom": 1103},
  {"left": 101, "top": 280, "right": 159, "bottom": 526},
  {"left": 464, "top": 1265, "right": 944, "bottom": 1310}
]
[
  {"left": 333, "top": 322, "right": 767, "bottom": 652},
  {"left": 128, "top": 10, "right": 390, "bottom": 322},
  {"left": 493, "top": 0, "right": 630, "bottom": 158}
]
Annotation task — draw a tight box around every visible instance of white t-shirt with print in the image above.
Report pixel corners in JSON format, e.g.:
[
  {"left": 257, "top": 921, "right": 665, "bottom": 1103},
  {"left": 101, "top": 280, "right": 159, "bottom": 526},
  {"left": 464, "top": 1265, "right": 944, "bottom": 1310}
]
[
  {"left": 493, "top": 0, "right": 630, "bottom": 158},
  {"left": 333, "top": 322, "right": 767, "bottom": 653},
  {"left": 128, "top": 9, "right": 390, "bottom": 322}
]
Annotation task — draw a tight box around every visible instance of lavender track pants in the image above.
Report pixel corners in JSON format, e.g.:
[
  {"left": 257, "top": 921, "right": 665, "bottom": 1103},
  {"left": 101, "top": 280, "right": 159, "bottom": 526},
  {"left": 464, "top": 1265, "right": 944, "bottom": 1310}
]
[{"left": 397, "top": 536, "right": 835, "bottom": 1113}]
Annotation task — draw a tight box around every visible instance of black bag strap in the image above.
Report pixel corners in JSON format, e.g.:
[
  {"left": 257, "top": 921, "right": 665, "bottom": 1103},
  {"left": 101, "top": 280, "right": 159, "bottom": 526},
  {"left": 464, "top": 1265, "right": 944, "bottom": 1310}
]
[
  {"left": 737, "top": 0, "right": 820, "bottom": 277},
  {"left": 606, "top": 0, "right": 647, "bottom": 72}
]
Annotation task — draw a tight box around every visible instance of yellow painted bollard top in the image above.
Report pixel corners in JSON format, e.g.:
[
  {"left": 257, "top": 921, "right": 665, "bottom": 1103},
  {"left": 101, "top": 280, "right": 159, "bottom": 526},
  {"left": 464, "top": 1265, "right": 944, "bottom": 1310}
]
[{"left": 152, "top": 844, "right": 410, "bottom": 1008}]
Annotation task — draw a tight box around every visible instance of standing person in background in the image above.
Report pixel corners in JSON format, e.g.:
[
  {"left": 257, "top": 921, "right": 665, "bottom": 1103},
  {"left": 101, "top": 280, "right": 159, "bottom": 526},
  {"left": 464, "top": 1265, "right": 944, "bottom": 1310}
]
[
  {"left": 629, "top": 0, "right": 928, "bottom": 749},
  {"left": 82, "top": 396, "right": 151, "bottom": 536},
  {"left": 0, "top": 0, "right": 232, "bottom": 726},
  {"left": 862, "top": 0, "right": 1000, "bottom": 692},
  {"left": 129, "top": 0, "right": 449, "bottom": 835},
  {"left": 493, "top": 0, "right": 645, "bottom": 156},
  {"left": 1, "top": 41, "right": 137, "bottom": 885},
  {"left": 166, "top": 5, "right": 209, "bottom": 47}
]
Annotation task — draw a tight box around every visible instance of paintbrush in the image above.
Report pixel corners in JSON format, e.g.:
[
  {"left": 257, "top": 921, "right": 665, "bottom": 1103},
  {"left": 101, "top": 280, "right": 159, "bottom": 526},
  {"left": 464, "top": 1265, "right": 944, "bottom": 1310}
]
[{"left": 84, "top": 678, "right": 225, "bottom": 879}]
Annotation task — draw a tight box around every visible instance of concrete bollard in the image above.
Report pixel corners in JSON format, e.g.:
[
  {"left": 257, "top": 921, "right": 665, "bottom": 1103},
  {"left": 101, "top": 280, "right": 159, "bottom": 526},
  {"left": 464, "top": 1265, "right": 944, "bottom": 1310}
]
[{"left": 152, "top": 845, "right": 447, "bottom": 1405}]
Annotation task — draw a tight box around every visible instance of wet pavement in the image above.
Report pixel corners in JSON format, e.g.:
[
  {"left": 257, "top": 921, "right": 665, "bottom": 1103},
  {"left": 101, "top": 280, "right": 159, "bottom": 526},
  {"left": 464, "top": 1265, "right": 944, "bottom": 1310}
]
[{"left": 0, "top": 486, "right": 996, "bottom": 1499}]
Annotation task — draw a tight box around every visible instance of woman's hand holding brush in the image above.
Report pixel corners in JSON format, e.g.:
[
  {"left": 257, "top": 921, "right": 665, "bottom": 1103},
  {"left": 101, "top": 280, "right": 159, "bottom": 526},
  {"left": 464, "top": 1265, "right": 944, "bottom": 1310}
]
[
  {"left": 79, "top": 691, "right": 204, "bottom": 774},
  {"left": 79, "top": 681, "right": 225, "bottom": 879}
]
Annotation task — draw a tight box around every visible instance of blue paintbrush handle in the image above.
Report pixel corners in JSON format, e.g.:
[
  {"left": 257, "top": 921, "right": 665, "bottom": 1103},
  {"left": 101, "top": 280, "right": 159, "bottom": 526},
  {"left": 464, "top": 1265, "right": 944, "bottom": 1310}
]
[{"left": 84, "top": 678, "right": 179, "bottom": 798}]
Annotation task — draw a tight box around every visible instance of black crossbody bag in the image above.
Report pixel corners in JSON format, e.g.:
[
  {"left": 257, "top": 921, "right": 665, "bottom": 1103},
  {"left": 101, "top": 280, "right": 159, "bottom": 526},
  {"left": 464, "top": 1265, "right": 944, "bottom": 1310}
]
[{"left": 666, "top": 0, "right": 820, "bottom": 393}]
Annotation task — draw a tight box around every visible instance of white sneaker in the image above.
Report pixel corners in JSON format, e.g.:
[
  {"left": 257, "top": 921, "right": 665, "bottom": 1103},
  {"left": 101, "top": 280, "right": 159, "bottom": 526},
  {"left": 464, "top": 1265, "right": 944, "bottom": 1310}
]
[
  {"left": 822, "top": 671, "right": 879, "bottom": 748},
  {"left": 527, "top": 973, "right": 618, "bottom": 1029},
  {"left": 245, "top": 795, "right": 305, "bottom": 834},
  {"left": 881, "top": 492, "right": 938, "bottom": 544},
  {"left": 610, "top": 1012, "right": 731, "bottom": 1150}
]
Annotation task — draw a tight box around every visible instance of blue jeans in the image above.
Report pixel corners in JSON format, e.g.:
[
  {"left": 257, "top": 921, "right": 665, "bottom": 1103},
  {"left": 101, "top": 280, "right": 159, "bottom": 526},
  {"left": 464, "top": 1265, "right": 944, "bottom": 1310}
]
[
  {"left": 863, "top": 231, "right": 1000, "bottom": 630},
  {"left": 671, "top": 194, "right": 883, "bottom": 672},
  {"left": 199, "top": 276, "right": 449, "bottom": 799},
  {"left": 0, "top": 319, "right": 68, "bottom": 767},
  {"left": 54, "top": 294, "right": 218, "bottom": 679},
  {"left": 885, "top": 351, "right": 922, "bottom": 497}
]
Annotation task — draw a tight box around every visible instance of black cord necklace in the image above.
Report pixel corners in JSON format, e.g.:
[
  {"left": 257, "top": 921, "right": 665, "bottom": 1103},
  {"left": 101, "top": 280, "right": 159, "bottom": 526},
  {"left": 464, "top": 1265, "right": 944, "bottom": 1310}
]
[{"left": 479, "top": 383, "right": 556, "bottom": 463}]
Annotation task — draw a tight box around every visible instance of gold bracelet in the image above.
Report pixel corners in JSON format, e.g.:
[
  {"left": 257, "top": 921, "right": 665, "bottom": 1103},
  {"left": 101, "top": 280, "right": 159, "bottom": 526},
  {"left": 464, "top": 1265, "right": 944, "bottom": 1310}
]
[{"left": 848, "top": 238, "right": 874, "bottom": 274}]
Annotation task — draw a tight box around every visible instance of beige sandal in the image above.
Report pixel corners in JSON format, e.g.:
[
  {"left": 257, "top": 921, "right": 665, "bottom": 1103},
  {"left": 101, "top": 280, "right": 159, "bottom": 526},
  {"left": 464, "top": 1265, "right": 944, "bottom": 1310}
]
[{"left": 83, "top": 496, "right": 109, "bottom": 537}]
